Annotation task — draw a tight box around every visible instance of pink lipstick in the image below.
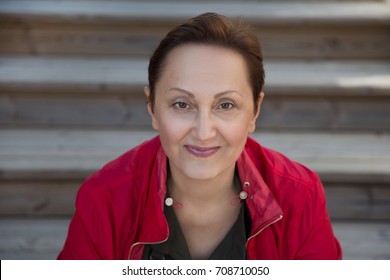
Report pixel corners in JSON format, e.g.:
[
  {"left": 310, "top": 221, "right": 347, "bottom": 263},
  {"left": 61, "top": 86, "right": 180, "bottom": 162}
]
[{"left": 184, "top": 145, "right": 220, "bottom": 158}]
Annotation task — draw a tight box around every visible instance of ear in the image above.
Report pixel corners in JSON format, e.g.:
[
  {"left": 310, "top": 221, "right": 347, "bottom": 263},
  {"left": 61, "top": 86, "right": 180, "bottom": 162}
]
[
  {"left": 144, "top": 86, "right": 159, "bottom": 131},
  {"left": 248, "top": 91, "right": 264, "bottom": 134}
]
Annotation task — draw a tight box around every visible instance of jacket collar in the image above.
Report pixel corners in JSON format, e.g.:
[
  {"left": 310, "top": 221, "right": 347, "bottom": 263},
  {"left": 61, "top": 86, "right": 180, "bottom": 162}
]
[
  {"left": 236, "top": 144, "right": 283, "bottom": 236},
  {"left": 138, "top": 136, "right": 283, "bottom": 243},
  {"left": 134, "top": 143, "right": 169, "bottom": 244}
]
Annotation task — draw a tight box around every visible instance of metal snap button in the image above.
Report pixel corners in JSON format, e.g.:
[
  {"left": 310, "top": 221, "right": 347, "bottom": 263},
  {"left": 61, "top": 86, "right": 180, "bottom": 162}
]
[
  {"left": 239, "top": 191, "right": 248, "bottom": 200},
  {"left": 165, "top": 197, "right": 173, "bottom": 206}
]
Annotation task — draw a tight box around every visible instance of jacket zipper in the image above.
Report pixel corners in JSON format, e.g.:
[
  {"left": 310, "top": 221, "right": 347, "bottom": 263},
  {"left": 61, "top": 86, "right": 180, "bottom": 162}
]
[
  {"left": 246, "top": 214, "right": 283, "bottom": 251},
  {"left": 128, "top": 237, "right": 168, "bottom": 260}
]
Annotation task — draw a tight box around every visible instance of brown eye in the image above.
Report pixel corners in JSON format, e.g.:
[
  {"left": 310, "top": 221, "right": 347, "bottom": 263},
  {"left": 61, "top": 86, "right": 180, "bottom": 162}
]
[
  {"left": 218, "top": 102, "right": 234, "bottom": 110},
  {"left": 173, "top": 102, "right": 190, "bottom": 109}
]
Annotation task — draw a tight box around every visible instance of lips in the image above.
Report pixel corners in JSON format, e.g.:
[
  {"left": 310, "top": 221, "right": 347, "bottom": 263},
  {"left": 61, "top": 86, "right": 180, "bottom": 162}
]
[{"left": 184, "top": 145, "right": 220, "bottom": 158}]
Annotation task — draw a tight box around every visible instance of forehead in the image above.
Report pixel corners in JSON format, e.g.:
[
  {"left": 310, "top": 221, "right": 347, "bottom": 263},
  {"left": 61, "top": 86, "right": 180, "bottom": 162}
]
[{"left": 156, "top": 44, "right": 251, "bottom": 95}]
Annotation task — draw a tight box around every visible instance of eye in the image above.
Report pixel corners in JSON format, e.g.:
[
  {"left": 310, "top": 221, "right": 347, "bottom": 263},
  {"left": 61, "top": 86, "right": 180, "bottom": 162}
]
[
  {"left": 173, "top": 101, "right": 191, "bottom": 110},
  {"left": 217, "top": 102, "right": 235, "bottom": 110}
]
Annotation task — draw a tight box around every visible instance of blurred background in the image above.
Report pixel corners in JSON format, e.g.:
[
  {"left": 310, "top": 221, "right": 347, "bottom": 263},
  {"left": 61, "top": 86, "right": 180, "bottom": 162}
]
[{"left": 0, "top": 0, "right": 389, "bottom": 259}]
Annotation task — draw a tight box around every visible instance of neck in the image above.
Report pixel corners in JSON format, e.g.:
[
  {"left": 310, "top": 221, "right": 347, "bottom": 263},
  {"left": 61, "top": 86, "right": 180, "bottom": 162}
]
[{"left": 167, "top": 162, "right": 238, "bottom": 207}]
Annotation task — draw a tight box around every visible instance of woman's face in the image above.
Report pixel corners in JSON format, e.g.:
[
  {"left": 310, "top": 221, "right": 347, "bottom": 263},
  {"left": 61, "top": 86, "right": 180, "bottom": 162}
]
[{"left": 146, "top": 44, "right": 262, "bottom": 182}]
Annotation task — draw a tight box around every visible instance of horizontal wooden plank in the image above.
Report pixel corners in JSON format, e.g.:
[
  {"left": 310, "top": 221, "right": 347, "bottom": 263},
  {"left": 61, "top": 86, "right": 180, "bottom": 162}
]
[
  {"left": 2, "top": 92, "right": 390, "bottom": 131},
  {"left": 0, "top": 218, "right": 389, "bottom": 259},
  {"left": 1, "top": 1, "right": 388, "bottom": 59},
  {"left": 326, "top": 184, "right": 390, "bottom": 220},
  {"left": 0, "top": 218, "right": 69, "bottom": 259},
  {"left": 260, "top": 96, "right": 390, "bottom": 131},
  {"left": 1, "top": 18, "right": 388, "bottom": 59},
  {"left": 1, "top": 58, "right": 389, "bottom": 131},
  {"left": 0, "top": 1, "right": 389, "bottom": 25},
  {"left": 0, "top": 57, "right": 147, "bottom": 94},
  {"left": 332, "top": 221, "right": 390, "bottom": 260},
  {"left": 1, "top": 129, "right": 389, "bottom": 218},
  {"left": 0, "top": 180, "right": 78, "bottom": 216},
  {"left": 1, "top": 57, "right": 389, "bottom": 96},
  {"left": 0, "top": 129, "right": 389, "bottom": 183},
  {"left": 1, "top": 178, "right": 389, "bottom": 219},
  {"left": 0, "top": 94, "right": 153, "bottom": 128}
]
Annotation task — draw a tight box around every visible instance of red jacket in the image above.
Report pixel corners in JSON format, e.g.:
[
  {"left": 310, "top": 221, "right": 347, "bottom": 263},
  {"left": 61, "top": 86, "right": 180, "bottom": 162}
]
[{"left": 58, "top": 136, "right": 342, "bottom": 259}]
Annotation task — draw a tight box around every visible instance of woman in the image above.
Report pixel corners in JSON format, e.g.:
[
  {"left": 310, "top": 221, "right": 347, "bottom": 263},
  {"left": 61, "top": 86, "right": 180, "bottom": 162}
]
[{"left": 58, "top": 13, "right": 342, "bottom": 260}]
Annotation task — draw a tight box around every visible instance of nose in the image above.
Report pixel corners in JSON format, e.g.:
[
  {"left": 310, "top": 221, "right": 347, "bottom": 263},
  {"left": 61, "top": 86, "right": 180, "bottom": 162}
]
[{"left": 192, "top": 109, "right": 216, "bottom": 141}]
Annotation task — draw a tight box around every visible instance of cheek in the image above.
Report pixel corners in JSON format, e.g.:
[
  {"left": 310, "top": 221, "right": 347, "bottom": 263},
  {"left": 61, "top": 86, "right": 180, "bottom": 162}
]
[
  {"left": 219, "top": 115, "right": 253, "bottom": 141},
  {"left": 156, "top": 114, "right": 190, "bottom": 144},
  {"left": 216, "top": 123, "right": 250, "bottom": 161},
  {"left": 222, "top": 127, "right": 248, "bottom": 149}
]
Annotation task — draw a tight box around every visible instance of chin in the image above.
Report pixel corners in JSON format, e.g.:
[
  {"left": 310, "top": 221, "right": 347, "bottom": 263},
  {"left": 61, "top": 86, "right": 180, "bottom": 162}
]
[{"left": 182, "top": 163, "right": 228, "bottom": 181}]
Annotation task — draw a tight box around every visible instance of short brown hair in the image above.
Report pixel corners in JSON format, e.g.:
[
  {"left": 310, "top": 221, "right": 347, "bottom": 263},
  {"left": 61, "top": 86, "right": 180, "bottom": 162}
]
[{"left": 147, "top": 12, "right": 265, "bottom": 113}]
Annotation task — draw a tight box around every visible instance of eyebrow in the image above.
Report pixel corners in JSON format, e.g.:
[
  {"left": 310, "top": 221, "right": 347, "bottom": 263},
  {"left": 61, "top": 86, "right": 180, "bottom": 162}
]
[{"left": 167, "top": 87, "right": 242, "bottom": 99}]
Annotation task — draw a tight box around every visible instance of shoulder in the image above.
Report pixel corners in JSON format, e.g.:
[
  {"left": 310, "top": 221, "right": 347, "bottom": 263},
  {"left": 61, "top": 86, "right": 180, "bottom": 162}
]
[
  {"left": 245, "top": 136, "right": 320, "bottom": 186},
  {"left": 244, "top": 137, "right": 324, "bottom": 206},
  {"left": 78, "top": 135, "right": 162, "bottom": 197},
  {"left": 244, "top": 137, "right": 341, "bottom": 259}
]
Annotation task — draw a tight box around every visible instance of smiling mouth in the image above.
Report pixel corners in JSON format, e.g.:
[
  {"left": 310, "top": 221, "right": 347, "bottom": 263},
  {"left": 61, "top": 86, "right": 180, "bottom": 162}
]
[{"left": 184, "top": 145, "right": 220, "bottom": 158}]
